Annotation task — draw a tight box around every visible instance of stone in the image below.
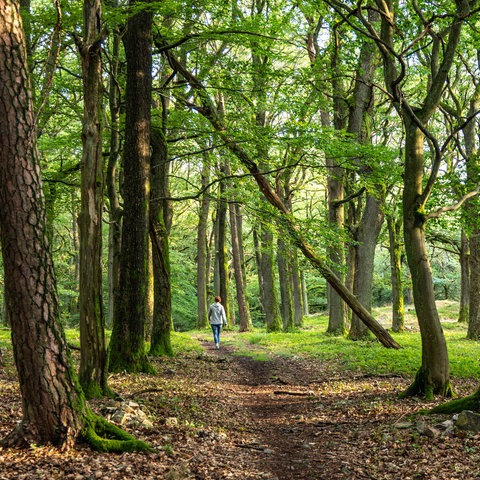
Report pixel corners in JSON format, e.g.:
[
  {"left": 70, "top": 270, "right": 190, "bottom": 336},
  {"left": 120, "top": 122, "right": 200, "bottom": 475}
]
[{"left": 455, "top": 410, "right": 480, "bottom": 432}]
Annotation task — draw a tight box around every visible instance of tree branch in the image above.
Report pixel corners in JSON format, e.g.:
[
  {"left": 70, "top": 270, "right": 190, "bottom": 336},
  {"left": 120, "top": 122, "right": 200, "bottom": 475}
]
[{"left": 425, "top": 184, "right": 480, "bottom": 220}]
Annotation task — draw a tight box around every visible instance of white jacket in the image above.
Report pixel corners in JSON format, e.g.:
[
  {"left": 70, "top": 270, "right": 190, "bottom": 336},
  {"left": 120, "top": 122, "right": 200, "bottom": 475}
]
[{"left": 208, "top": 302, "right": 227, "bottom": 325}]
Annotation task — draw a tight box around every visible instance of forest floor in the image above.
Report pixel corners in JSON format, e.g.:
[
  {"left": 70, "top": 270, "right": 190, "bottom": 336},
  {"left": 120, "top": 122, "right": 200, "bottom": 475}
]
[{"left": 1, "top": 332, "right": 480, "bottom": 480}]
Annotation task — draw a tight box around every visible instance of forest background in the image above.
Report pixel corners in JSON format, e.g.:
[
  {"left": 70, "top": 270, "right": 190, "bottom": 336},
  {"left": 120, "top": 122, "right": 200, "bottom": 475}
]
[{"left": 1, "top": 0, "right": 480, "bottom": 451}]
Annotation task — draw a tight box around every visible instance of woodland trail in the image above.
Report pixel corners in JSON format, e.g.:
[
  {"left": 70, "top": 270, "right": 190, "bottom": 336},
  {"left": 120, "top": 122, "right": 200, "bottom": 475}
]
[{"left": 0, "top": 335, "right": 479, "bottom": 479}]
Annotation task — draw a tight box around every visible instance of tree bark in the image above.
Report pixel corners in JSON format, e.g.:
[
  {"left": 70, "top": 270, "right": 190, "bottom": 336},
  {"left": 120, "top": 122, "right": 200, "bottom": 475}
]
[
  {"left": 76, "top": 0, "right": 108, "bottom": 399},
  {"left": 387, "top": 215, "right": 405, "bottom": 332},
  {"left": 277, "top": 237, "right": 294, "bottom": 330},
  {"left": 458, "top": 230, "right": 469, "bottom": 324},
  {"left": 106, "top": 14, "right": 122, "bottom": 330},
  {"left": 149, "top": 125, "right": 173, "bottom": 356},
  {"left": 197, "top": 156, "right": 211, "bottom": 329},
  {"left": 0, "top": 0, "right": 85, "bottom": 448},
  {"left": 108, "top": 0, "right": 153, "bottom": 373}
]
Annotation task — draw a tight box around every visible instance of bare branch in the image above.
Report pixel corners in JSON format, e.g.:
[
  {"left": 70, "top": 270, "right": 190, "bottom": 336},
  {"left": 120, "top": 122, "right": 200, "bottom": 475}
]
[{"left": 425, "top": 184, "right": 480, "bottom": 220}]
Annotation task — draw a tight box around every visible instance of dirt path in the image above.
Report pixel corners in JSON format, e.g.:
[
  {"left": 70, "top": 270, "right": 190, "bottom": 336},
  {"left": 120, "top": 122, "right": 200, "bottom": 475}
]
[
  {"left": 190, "top": 339, "right": 479, "bottom": 480},
  {"left": 1, "top": 337, "right": 479, "bottom": 479}
]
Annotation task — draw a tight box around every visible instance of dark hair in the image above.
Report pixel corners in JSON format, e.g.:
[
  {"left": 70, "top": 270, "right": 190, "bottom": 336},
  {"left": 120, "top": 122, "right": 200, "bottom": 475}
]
[{"left": 214, "top": 296, "right": 221, "bottom": 303}]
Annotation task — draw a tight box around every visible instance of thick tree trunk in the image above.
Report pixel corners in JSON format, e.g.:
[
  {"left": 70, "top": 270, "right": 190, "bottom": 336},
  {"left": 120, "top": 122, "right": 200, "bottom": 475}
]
[
  {"left": 402, "top": 124, "right": 451, "bottom": 398},
  {"left": 108, "top": 1, "right": 153, "bottom": 373},
  {"left": 77, "top": 0, "right": 108, "bottom": 399},
  {"left": 387, "top": 215, "right": 405, "bottom": 332},
  {"left": 0, "top": 0, "right": 85, "bottom": 448}
]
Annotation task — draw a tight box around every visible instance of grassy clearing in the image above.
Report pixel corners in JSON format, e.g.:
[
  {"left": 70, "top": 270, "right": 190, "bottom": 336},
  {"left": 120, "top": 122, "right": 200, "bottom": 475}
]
[
  {"left": 1, "top": 300, "right": 478, "bottom": 381},
  {"left": 195, "top": 300, "right": 480, "bottom": 381}
]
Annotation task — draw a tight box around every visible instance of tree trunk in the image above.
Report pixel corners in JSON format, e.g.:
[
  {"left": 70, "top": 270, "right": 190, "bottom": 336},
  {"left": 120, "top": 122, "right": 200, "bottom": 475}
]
[
  {"left": 260, "top": 228, "right": 282, "bottom": 332},
  {"left": 291, "top": 250, "right": 304, "bottom": 327},
  {"left": 227, "top": 173, "right": 252, "bottom": 332},
  {"left": 0, "top": 0, "right": 85, "bottom": 448},
  {"left": 149, "top": 125, "right": 173, "bottom": 356},
  {"left": 197, "top": 156, "right": 210, "bottom": 329},
  {"left": 277, "top": 237, "right": 294, "bottom": 330},
  {"left": 326, "top": 170, "right": 346, "bottom": 335},
  {"left": 349, "top": 194, "right": 384, "bottom": 339},
  {"left": 463, "top": 81, "right": 480, "bottom": 332},
  {"left": 325, "top": 24, "right": 347, "bottom": 336},
  {"left": 253, "top": 227, "right": 266, "bottom": 318},
  {"left": 458, "top": 230, "right": 469, "bottom": 324},
  {"left": 108, "top": 0, "right": 153, "bottom": 373},
  {"left": 387, "top": 215, "right": 405, "bottom": 332},
  {"left": 347, "top": 20, "right": 382, "bottom": 340},
  {"left": 468, "top": 232, "right": 480, "bottom": 338},
  {"left": 77, "top": 0, "right": 108, "bottom": 399},
  {"left": 214, "top": 169, "right": 230, "bottom": 323},
  {"left": 401, "top": 123, "right": 451, "bottom": 398},
  {"left": 106, "top": 13, "right": 122, "bottom": 330}
]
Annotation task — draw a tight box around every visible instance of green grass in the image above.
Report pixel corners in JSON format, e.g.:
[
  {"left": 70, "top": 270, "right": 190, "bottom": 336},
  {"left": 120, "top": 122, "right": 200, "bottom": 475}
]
[
  {"left": 220, "top": 308, "right": 480, "bottom": 380},
  {"left": 1, "top": 300, "right": 478, "bottom": 382}
]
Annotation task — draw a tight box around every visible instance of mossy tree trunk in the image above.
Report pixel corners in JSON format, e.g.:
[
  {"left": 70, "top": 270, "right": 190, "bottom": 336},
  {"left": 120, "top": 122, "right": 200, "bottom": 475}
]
[
  {"left": 371, "top": 0, "right": 470, "bottom": 397},
  {"left": 108, "top": 0, "right": 153, "bottom": 373},
  {"left": 0, "top": 1, "right": 150, "bottom": 452},
  {"left": 149, "top": 126, "right": 173, "bottom": 357},
  {"left": 400, "top": 121, "right": 452, "bottom": 399},
  {"left": 387, "top": 215, "right": 405, "bottom": 332},
  {"left": 76, "top": 0, "right": 109, "bottom": 399}
]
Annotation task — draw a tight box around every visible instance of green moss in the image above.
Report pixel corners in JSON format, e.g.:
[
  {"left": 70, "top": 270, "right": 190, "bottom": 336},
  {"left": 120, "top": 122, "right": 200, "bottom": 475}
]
[
  {"left": 149, "top": 334, "right": 173, "bottom": 357},
  {"left": 81, "top": 412, "right": 154, "bottom": 453},
  {"left": 399, "top": 367, "right": 454, "bottom": 400},
  {"left": 427, "top": 390, "right": 480, "bottom": 415}
]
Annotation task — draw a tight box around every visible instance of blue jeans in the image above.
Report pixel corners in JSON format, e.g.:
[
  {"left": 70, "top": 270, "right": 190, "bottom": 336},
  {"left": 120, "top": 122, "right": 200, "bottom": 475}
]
[{"left": 211, "top": 324, "right": 222, "bottom": 344}]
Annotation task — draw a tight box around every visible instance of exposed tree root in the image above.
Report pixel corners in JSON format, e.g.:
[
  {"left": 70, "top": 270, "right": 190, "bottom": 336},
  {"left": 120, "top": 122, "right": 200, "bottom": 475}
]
[
  {"left": 399, "top": 367, "right": 454, "bottom": 401},
  {"left": 426, "top": 389, "right": 480, "bottom": 415},
  {"left": 82, "top": 413, "right": 154, "bottom": 453}
]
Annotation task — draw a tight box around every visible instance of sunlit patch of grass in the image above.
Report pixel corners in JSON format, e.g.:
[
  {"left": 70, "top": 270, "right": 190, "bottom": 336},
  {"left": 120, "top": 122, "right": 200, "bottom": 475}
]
[
  {"left": 220, "top": 307, "right": 480, "bottom": 380},
  {"left": 171, "top": 331, "right": 204, "bottom": 355}
]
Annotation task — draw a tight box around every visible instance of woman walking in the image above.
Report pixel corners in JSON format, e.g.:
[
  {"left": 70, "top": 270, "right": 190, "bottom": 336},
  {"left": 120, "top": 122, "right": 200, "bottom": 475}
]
[{"left": 208, "top": 296, "right": 227, "bottom": 349}]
